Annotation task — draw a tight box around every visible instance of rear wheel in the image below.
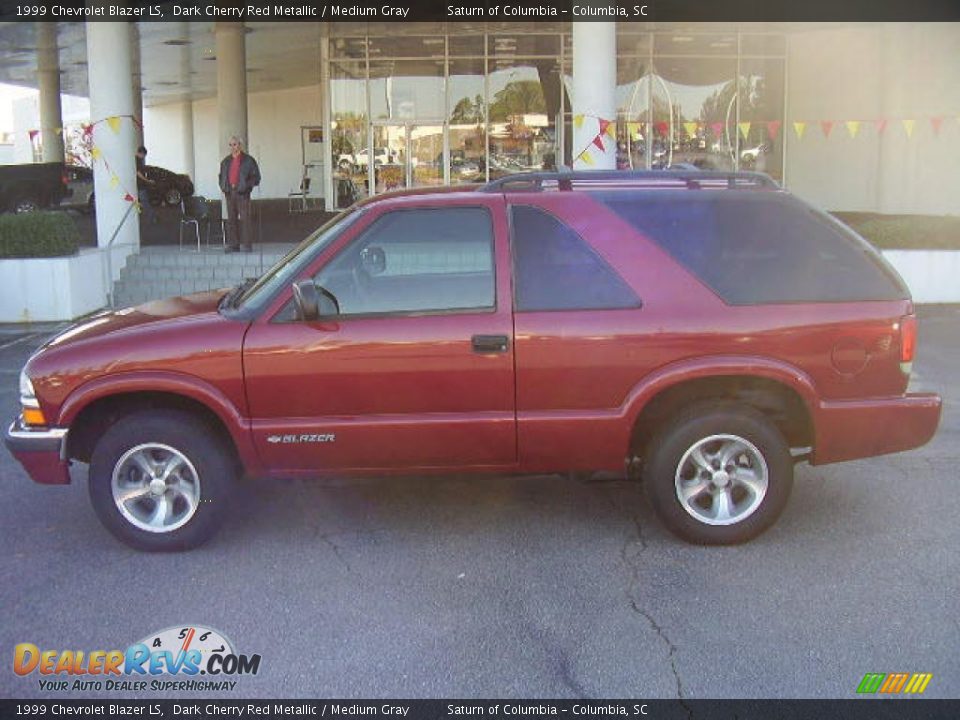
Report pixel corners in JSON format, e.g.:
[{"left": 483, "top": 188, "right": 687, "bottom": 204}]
[
  {"left": 13, "top": 195, "right": 40, "bottom": 213},
  {"left": 88, "top": 410, "right": 233, "bottom": 551},
  {"left": 643, "top": 402, "right": 793, "bottom": 545}
]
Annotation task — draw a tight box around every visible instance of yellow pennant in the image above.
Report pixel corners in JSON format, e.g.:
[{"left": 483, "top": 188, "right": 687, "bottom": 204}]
[
  {"left": 605, "top": 122, "right": 616, "bottom": 139},
  {"left": 109, "top": 174, "right": 120, "bottom": 189},
  {"left": 793, "top": 121, "right": 807, "bottom": 140},
  {"left": 90, "top": 146, "right": 102, "bottom": 160},
  {"left": 626, "top": 121, "right": 641, "bottom": 139},
  {"left": 134, "top": 200, "right": 142, "bottom": 214},
  {"left": 902, "top": 119, "right": 915, "bottom": 138},
  {"left": 573, "top": 115, "right": 585, "bottom": 129},
  {"left": 738, "top": 122, "right": 752, "bottom": 139},
  {"left": 106, "top": 116, "right": 122, "bottom": 134},
  {"left": 578, "top": 150, "right": 594, "bottom": 166},
  {"left": 683, "top": 122, "right": 698, "bottom": 137},
  {"left": 845, "top": 121, "right": 861, "bottom": 139}
]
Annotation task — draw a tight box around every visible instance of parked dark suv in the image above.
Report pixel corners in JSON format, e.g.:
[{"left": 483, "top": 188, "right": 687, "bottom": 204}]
[{"left": 5, "top": 171, "right": 941, "bottom": 551}]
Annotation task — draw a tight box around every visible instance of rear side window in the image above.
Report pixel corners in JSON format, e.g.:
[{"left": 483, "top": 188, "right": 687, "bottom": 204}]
[
  {"left": 510, "top": 205, "right": 641, "bottom": 312},
  {"left": 600, "top": 193, "right": 908, "bottom": 304}
]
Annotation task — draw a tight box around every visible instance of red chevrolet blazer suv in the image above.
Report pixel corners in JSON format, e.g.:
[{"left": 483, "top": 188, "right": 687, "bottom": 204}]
[{"left": 5, "top": 171, "right": 942, "bottom": 551}]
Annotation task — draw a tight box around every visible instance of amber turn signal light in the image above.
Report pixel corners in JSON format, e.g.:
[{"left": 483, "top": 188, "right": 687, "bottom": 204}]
[{"left": 21, "top": 407, "right": 47, "bottom": 427}]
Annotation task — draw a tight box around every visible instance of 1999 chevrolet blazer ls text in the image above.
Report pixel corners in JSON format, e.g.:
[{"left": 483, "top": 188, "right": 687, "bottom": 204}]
[{"left": 5, "top": 171, "right": 942, "bottom": 550}]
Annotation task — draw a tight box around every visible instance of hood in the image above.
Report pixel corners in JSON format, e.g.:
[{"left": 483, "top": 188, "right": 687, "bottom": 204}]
[{"left": 42, "top": 290, "right": 226, "bottom": 351}]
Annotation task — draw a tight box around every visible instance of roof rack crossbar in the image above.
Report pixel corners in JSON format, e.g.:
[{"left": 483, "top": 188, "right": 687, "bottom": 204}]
[{"left": 479, "top": 169, "right": 779, "bottom": 193}]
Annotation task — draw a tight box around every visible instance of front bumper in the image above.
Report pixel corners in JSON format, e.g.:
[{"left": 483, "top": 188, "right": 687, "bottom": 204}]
[
  {"left": 812, "top": 393, "right": 942, "bottom": 465},
  {"left": 4, "top": 419, "right": 71, "bottom": 485}
]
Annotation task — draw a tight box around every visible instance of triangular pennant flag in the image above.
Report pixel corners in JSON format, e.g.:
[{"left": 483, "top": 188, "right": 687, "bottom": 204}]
[
  {"left": 109, "top": 174, "right": 120, "bottom": 189},
  {"left": 845, "top": 121, "right": 861, "bottom": 139},
  {"left": 874, "top": 118, "right": 889, "bottom": 135},
  {"left": 598, "top": 118, "right": 611, "bottom": 136},
  {"left": 710, "top": 122, "right": 724, "bottom": 138},
  {"left": 53, "top": 127, "right": 63, "bottom": 134},
  {"left": 82, "top": 123, "right": 93, "bottom": 137},
  {"left": 132, "top": 116, "right": 143, "bottom": 129},
  {"left": 820, "top": 120, "right": 834, "bottom": 138},
  {"left": 573, "top": 115, "right": 585, "bottom": 129},
  {"left": 902, "top": 119, "right": 915, "bottom": 138},
  {"left": 793, "top": 121, "right": 807, "bottom": 140},
  {"left": 592, "top": 135, "right": 605, "bottom": 152},
  {"left": 90, "top": 146, "right": 102, "bottom": 160},
  {"left": 683, "top": 122, "right": 698, "bottom": 137},
  {"left": 28, "top": 129, "right": 39, "bottom": 140},
  {"left": 124, "top": 193, "right": 135, "bottom": 203},
  {"left": 738, "top": 122, "right": 752, "bottom": 140},
  {"left": 655, "top": 121, "right": 668, "bottom": 136},
  {"left": 605, "top": 122, "right": 616, "bottom": 139},
  {"left": 578, "top": 150, "right": 594, "bottom": 166},
  {"left": 766, "top": 120, "right": 781, "bottom": 140},
  {"left": 626, "top": 122, "right": 641, "bottom": 139},
  {"left": 930, "top": 117, "right": 943, "bottom": 136},
  {"left": 106, "top": 116, "right": 122, "bottom": 134}
]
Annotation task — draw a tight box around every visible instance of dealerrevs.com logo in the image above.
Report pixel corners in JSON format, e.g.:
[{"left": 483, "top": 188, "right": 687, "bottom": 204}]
[{"left": 14, "top": 625, "right": 261, "bottom": 692}]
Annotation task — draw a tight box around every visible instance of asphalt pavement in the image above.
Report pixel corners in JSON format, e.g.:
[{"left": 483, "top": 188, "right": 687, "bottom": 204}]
[{"left": 0, "top": 307, "right": 957, "bottom": 700}]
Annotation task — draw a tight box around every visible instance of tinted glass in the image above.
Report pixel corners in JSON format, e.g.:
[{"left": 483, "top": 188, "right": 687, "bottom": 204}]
[
  {"left": 600, "top": 192, "right": 908, "bottom": 304},
  {"left": 315, "top": 207, "right": 495, "bottom": 315},
  {"left": 511, "top": 206, "right": 641, "bottom": 312}
]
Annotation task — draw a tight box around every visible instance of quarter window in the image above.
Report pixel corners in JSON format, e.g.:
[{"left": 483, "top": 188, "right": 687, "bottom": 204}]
[
  {"left": 314, "top": 207, "right": 495, "bottom": 315},
  {"left": 510, "top": 205, "right": 641, "bottom": 312}
]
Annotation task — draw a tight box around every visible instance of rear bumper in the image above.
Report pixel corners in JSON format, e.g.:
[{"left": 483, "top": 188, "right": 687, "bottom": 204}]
[
  {"left": 812, "top": 393, "right": 942, "bottom": 465},
  {"left": 3, "top": 419, "right": 71, "bottom": 485}
]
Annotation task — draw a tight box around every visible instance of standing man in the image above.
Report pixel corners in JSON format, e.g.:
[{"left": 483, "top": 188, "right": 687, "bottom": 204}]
[
  {"left": 218, "top": 135, "right": 261, "bottom": 252},
  {"left": 135, "top": 146, "right": 158, "bottom": 225}
]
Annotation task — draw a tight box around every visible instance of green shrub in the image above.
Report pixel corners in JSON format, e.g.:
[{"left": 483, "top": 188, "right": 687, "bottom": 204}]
[
  {"left": 833, "top": 212, "right": 960, "bottom": 250},
  {"left": 0, "top": 211, "right": 80, "bottom": 258}
]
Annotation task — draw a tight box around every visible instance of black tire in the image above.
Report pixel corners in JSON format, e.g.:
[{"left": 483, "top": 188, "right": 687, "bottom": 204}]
[
  {"left": 164, "top": 187, "right": 182, "bottom": 206},
  {"left": 643, "top": 402, "right": 793, "bottom": 545},
  {"left": 13, "top": 195, "right": 40, "bottom": 213},
  {"left": 88, "top": 410, "right": 234, "bottom": 551}
]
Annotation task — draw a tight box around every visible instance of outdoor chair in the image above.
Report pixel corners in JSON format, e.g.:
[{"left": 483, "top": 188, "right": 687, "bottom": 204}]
[
  {"left": 179, "top": 195, "right": 212, "bottom": 251},
  {"left": 288, "top": 175, "right": 312, "bottom": 213}
]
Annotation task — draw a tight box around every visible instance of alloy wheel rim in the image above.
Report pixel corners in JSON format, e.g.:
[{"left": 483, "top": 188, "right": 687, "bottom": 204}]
[
  {"left": 111, "top": 443, "right": 200, "bottom": 533},
  {"left": 674, "top": 434, "right": 768, "bottom": 526}
]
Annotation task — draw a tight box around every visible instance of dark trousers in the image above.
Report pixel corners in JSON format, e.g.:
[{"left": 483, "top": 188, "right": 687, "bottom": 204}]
[{"left": 225, "top": 189, "right": 253, "bottom": 248}]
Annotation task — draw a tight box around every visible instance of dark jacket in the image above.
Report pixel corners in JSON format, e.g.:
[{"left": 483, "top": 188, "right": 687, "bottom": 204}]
[{"left": 219, "top": 152, "right": 261, "bottom": 195}]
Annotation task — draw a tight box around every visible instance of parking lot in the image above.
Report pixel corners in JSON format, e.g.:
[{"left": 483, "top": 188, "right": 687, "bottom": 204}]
[{"left": 1, "top": 306, "right": 957, "bottom": 700}]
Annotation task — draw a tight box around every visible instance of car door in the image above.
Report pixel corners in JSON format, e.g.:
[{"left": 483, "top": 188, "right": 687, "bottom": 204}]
[{"left": 243, "top": 195, "right": 516, "bottom": 472}]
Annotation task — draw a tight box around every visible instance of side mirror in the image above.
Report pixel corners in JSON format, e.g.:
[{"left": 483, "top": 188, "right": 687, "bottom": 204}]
[
  {"left": 359, "top": 246, "right": 386, "bottom": 275},
  {"left": 292, "top": 280, "right": 339, "bottom": 321}
]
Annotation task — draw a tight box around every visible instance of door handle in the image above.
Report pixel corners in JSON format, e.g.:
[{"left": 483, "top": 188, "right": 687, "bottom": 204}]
[{"left": 472, "top": 334, "right": 509, "bottom": 353}]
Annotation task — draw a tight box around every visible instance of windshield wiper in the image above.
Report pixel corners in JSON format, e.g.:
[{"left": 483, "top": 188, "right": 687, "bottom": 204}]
[{"left": 219, "top": 277, "right": 257, "bottom": 311}]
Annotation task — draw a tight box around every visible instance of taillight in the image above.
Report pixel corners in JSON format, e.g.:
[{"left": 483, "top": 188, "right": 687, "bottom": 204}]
[{"left": 899, "top": 314, "right": 917, "bottom": 375}]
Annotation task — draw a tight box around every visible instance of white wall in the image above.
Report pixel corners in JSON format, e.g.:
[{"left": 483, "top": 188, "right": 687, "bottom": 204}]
[
  {"left": 785, "top": 23, "right": 960, "bottom": 215},
  {"left": 0, "top": 244, "right": 132, "bottom": 322},
  {"left": 144, "top": 84, "right": 323, "bottom": 201}
]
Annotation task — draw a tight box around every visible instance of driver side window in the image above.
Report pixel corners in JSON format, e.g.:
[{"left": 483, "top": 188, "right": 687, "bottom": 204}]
[{"left": 314, "top": 207, "right": 495, "bottom": 316}]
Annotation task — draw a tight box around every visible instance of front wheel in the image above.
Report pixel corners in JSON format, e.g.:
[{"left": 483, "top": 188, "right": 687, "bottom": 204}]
[
  {"left": 643, "top": 402, "right": 793, "bottom": 545},
  {"left": 88, "top": 410, "right": 234, "bottom": 551},
  {"left": 164, "top": 187, "right": 182, "bottom": 206}
]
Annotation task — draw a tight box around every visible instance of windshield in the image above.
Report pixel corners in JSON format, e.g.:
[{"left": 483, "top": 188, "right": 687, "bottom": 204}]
[{"left": 230, "top": 207, "right": 364, "bottom": 312}]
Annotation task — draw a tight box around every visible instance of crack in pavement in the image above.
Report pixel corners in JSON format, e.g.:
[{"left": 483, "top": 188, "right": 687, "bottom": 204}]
[{"left": 619, "top": 512, "right": 692, "bottom": 718}]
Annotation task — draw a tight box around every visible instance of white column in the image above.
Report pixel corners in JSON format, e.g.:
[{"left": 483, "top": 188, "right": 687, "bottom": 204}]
[
  {"left": 181, "top": 100, "right": 196, "bottom": 181},
  {"left": 572, "top": 20, "right": 617, "bottom": 170},
  {"left": 130, "top": 23, "right": 145, "bottom": 147},
  {"left": 86, "top": 20, "right": 139, "bottom": 250},
  {"left": 215, "top": 22, "right": 248, "bottom": 155},
  {"left": 37, "top": 22, "right": 64, "bottom": 163}
]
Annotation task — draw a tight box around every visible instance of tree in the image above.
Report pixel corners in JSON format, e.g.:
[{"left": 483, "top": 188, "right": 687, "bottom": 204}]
[{"left": 489, "top": 81, "right": 546, "bottom": 122}]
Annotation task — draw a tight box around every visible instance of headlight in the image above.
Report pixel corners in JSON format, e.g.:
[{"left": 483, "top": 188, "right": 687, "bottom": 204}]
[
  {"left": 19, "top": 369, "right": 36, "bottom": 406},
  {"left": 18, "top": 369, "right": 46, "bottom": 427}
]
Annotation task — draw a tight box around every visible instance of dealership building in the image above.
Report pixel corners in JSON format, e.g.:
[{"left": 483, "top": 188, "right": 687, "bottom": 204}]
[{"left": 0, "top": 18, "right": 958, "bottom": 319}]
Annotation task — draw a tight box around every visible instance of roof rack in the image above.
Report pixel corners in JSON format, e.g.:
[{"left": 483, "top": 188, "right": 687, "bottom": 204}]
[{"left": 479, "top": 169, "right": 780, "bottom": 193}]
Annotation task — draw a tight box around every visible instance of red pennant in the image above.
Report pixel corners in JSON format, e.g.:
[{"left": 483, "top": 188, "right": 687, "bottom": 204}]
[
  {"left": 766, "top": 120, "right": 781, "bottom": 140},
  {"left": 820, "top": 120, "right": 834, "bottom": 138},
  {"left": 710, "top": 122, "right": 724, "bottom": 138},
  {"left": 28, "top": 129, "right": 39, "bottom": 140},
  {"left": 123, "top": 193, "right": 135, "bottom": 202},
  {"left": 930, "top": 117, "right": 944, "bottom": 136},
  {"left": 655, "top": 121, "right": 669, "bottom": 136},
  {"left": 82, "top": 123, "right": 93, "bottom": 137},
  {"left": 132, "top": 115, "right": 143, "bottom": 129},
  {"left": 598, "top": 119, "right": 611, "bottom": 136},
  {"left": 592, "top": 135, "right": 605, "bottom": 152},
  {"left": 874, "top": 118, "right": 888, "bottom": 135}
]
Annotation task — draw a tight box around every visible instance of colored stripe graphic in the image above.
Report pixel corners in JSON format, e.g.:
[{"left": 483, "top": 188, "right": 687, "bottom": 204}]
[
  {"left": 903, "top": 673, "right": 933, "bottom": 694},
  {"left": 880, "top": 673, "right": 909, "bottom": 693},
  {"left": 857, "top": 673, "right": 885, "bottom": 693}
]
